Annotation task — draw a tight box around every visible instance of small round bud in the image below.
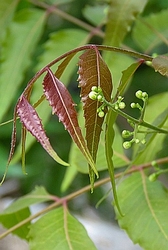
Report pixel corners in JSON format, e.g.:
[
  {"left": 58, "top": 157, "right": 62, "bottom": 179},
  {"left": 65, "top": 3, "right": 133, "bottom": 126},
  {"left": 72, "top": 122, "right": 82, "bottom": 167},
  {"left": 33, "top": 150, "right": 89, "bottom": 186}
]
[
  {"left": 130, "top": 102, "right": 136, "bottom": 108},
  {"left": 118, "top": 96, "right": 123, "bottom": 101},
  {"left": 123, "top": 141, "right": 132, "bottom": 149},
  {"left": 135, "top": 139, "right": 140, "bottom": 144},
  {"left": 114, "top": 104, "right": 119, "bottom": 110},
  {"left": 97, "top": 94, "right": 103, "bottom": 102},
  {"left": 89, "top": 92, "right": 97, "bottom": 100},
  {"left": 91, "top": 86, "right": 98, "bottom": 92},
  {"left": 98, "top": 111, "right": 105, "bottom": 118},
  {"left": 142, "top": 92, "right": 148, "bottom": 99},
  {"left": 122, "top": 130, "right": 132, "bottom": 138},
  {"left": 148, "top": 173, "right": 157, "bottom": 182},
  {"left": 119, "top": 102, "right": 126, "bottom": 109},
  {"left": 97, "top": 86, "right": 102, "bottom": 93},
  {"left": 135, "top": 90, "right": 143, "bottom": 99},
  {"left": 141, "top": 139, "right": 146, "bottom": 144}
]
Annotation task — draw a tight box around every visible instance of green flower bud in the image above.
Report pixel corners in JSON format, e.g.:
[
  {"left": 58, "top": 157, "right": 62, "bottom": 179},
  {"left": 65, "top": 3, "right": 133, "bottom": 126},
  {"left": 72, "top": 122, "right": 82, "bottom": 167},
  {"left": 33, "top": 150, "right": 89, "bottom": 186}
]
[
  {"left": 142, "top": 92, "right": 148, "bottom": 99},
  {"left": 135, "top": 90, "right": 143, "bottom": 99},
  {"left": 141, "top": 139, "right": 146, "bottom": 144},
  {"left": 135, "top": 139, "right": 140, "bottom": 144},
  {"left": 130, "top": 102, "right": 136, "bottom": 108},
  {"left": 119, "top": 102, "right": 126, "bottom": 109},
  {"left": 123, "top": 141, "right": 132, "bottom": 149},
  {"left": 97, "top": 94, "right": 103, "bottom": 102},
  {"left": 91, "top": 86, "right": 98, "bottom": 92},
  {"left": 89, "top": 91, "right": 97, "bottom": 100},
  {"left": 148, "top": 173, "right": 157, "bottom": 182},
  {"left": 122, "top": 130, "right": 132, "bottom": 138},
  {"left": 98, "top": 111, "right": 105, "bottom": 118}
]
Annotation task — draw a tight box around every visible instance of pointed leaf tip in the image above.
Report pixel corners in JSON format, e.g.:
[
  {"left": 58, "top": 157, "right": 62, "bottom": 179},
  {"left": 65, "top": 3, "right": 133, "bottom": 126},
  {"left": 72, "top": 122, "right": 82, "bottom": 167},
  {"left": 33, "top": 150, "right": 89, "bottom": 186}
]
[{"left": 16, "top": 95, "right": 69, "bottom": 166}]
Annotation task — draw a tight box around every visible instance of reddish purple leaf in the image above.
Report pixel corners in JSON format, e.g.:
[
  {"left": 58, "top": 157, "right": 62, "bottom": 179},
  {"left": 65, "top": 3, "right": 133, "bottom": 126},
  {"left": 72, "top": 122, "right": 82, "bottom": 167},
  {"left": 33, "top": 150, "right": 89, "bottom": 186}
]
[
  {"left": 16, "top": 95, "right": 69, "bottom": 166},
  {"left": 43, "top": 68, "right": 98, "bottom": 176},
  {"left": 78, "top": 48, "right": 113, "bottom": 161}
]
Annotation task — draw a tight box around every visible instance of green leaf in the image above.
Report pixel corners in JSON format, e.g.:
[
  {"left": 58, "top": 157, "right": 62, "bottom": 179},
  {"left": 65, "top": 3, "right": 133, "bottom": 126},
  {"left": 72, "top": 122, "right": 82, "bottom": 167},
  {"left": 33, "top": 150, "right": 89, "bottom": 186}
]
[
  {"left": 0, "top": 0, "right": 19, "bottom": 42},
  {"left": 0, "top": 208, "right": 30, "bottom": 239},
  {"left": 152, "top": 55, "right": 168, "bottom": 77},
  {"left": 0, "top": 8, "right": 46, "bottom": 122},
  {"left": 82, "top": 4, "right": 108, "bottom": 26},
  {"left": 4, "top": 186, "right": 53, "bottom": 213},
  {"left": 117, "top": 61, "right": 143, "bottom": 96},
  {"left": 103, "top": 0, "right": 147, "bottom": 96},
  {"left": 105, "top": 109, "right": 123, "bottom": 215},
  {"left": 104, "top": 0, "right": 147, "bottom": 46},
  {"left": 133, "top": 9, "right": 168, "bottom": 52},
  {"left": 116, "top": 172, "right": 168, "bottom": 250},
  {"left": 29, "top": 207, "right": 97, "bottom": 250}
]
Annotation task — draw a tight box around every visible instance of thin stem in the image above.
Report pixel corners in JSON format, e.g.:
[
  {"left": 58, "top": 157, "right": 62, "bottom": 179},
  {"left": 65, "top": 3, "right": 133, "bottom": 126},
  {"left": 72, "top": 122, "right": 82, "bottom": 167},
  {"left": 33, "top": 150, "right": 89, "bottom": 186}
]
[
  {"left": 0, "top": 156, "right": 168, "bottom": 239},
  {"left": 105, "top": 100, "right": 168, "bottom": 134}
]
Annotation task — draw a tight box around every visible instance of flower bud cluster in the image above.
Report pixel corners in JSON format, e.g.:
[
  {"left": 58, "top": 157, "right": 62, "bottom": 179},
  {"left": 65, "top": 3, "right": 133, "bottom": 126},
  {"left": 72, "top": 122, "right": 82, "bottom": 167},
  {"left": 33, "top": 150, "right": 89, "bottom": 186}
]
[
  {"left": 88, "top": 86, "right": 106, "bottom": 118},
  {"left": 114, "top": 96, "right": 126, "bottom": 110},
  {"left": 88, "top": 86, "right": 104, "bottom": 102},
  {"left": 135, "top": 90, "right": 148, "bottom": 101},
  {"left": 122, "top": 128, "right": 146, "bottom": 149}
]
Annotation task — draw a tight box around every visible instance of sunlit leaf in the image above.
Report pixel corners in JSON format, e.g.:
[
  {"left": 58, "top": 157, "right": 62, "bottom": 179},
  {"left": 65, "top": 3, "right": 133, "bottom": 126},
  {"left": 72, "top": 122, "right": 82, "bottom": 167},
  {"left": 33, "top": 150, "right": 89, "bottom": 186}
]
[
  {"left": 16, "top": 95, "right": 69, "bottom": 166},
  {"left": 43, "top": 68, "right": 98, "bottom": 177},
  {"left": 133, "top": 9, "right": 168, "bottom": 52},
  {"left": 29, "top": 207, "right": 97, "bottom": 250},
  {"left": 116, "top": 172, "right": 168, "bottom": 250},
  {"left": 152, "top": 55, "right": 168, "bottom": 77}
]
